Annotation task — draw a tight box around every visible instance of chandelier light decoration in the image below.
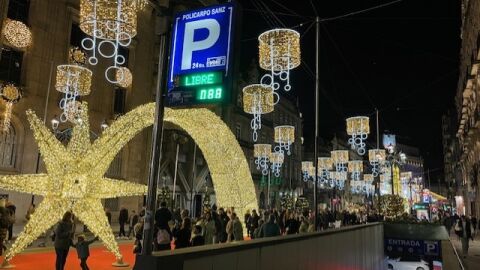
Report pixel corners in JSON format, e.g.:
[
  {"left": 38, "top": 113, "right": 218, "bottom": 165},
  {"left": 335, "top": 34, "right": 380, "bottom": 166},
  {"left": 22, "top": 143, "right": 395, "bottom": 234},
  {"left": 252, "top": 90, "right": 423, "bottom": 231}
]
[
  {"left": 330, "top": 171, "right": 347, "bottom": 190},
  {"left": 274, "top": 125, "right": 295, "bottom": 155},
  {"left": 1, "top": 19, "right": 32, "bottom": 49},
  {"left": 317, "top": 157, "right": 332, "bottom": 183},
  {"left": 258, "top": 28, "right": 300, "bottom": 103},
  {"left": 301, "top": 161, "right": 314, "bottom": 182},
  {"left": 346, "top": 116, "right": 370, "bottom": 155},
  {"left": 348, "top": 160, "right": 363, "bottom": 181},
  {"left": 55, "top": 48, "right": 92, "bottom": 123},
  {"left": 269, "top": 152, "right": 284, "bottom": 177},
  {"left": 331, "top": 150, "right": 349, "bottom": 172},
  {"left": 0, "top": 84, "right": 21, "bottom": 132},
  {"left": 254, "top": 144, "right": 272, "bottom": 176},
  {"left": 369, "top": 149, "right": 385, "bottom": 177},
  {"left": 243, "top": 84, "right": 274, "bottom": 141},
  {"left": 79, "top": 0, "right": 140, "bottom": 84}
]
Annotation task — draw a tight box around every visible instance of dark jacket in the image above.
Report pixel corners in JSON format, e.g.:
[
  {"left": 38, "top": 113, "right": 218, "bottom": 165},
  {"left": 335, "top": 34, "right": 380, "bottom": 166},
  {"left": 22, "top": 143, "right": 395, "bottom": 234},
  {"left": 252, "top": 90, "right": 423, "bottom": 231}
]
[
  {"left": 191, "top": 235, "right": 205, "bottom": 246},
  {"left": 174, "top": 228, "right": 191, "bottom": 249},
  {"left": 54, "top": 221, "right": 73, "bottom": 249},
  {"left": 119, "top": 208, "right": 129, "bottom": 223},
  {"left": 72, "top": 238, "right": 96, "bottom": 259},
  {"left": 155, "top": 207, "right": 172, "bottom": 228},
  {"left": 262, "top": 222, "right": 281, "bottom": 237},
  {"left": 285, "top": 218, "right": 300, "bottom": 234},
  {"left": 0, "top": 207, "right": 11, "bottom": 229},
  {"left": 456, "top": 219, "right": 473, "bottom": 239}
]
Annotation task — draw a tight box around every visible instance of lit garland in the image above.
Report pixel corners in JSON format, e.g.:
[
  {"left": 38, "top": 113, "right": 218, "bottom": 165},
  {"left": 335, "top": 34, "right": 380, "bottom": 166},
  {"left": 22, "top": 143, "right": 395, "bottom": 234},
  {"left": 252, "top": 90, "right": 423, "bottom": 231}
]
[
  {"left": 0, "top": 84, "right": 21, "bottom": 132},
  {"left": 331, "top": 150, "right": 349, "bottom": 172},
  {"left": 269, "top": 152, "right": 284, "bottom": 177},
  {"left": 346, "top": 116, "right": 369, "bottom": 155},
  {"left": 79, "top": 0, "right": 141, "bottom": 84},
  {"left": 0, "top": 103, "right": 146, "bottom": 265},
  {"left": 254, "top": 144, "right": 272, "bottom": 175},
  {"left": 317, "top": 157, "right": 332, "bottom": 183},
  {"left": 115, "top": 67, "right": 133, "bottom": 88},
  {"left": 243, "top": 84, "right": 274, "bottom": 142},
  {"left": 258, "top": 29, "right": 300, "bottom": 95},
  {"left": 348, "top": 160, "right": 363, "bottom": 181},
  {"left": 1, "top": 19, "right": 32, "bottom": 49},
  {"left": 301, "top": 161, "right": 314, "bottom": 182},
  {"left": 369, "top": 149, "right": 385, "bottom": 177},
  {"left": 274, "top": 125, "right": 295, "bottom": 155}
]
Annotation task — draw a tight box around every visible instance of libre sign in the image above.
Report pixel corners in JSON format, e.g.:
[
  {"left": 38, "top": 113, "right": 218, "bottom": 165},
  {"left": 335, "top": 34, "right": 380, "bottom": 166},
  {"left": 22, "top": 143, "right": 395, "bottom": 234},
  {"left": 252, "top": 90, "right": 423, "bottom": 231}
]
[{"left": 167, "top": 3, "right": 235, "bottom": 106}]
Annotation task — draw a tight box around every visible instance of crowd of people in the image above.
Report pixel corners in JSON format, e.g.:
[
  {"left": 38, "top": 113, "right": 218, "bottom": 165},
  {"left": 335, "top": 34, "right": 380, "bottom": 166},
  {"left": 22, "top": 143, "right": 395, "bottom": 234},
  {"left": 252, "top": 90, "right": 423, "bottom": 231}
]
[{"left": 441, "top": 212, "right": 478, "bottom": 258}]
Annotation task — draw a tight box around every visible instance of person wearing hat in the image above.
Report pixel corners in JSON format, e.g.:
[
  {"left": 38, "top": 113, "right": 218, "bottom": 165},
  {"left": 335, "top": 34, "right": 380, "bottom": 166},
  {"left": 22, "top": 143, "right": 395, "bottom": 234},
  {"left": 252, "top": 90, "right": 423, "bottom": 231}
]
[{"left": 71, "top": 234, "right": 98, "bottom": 270}]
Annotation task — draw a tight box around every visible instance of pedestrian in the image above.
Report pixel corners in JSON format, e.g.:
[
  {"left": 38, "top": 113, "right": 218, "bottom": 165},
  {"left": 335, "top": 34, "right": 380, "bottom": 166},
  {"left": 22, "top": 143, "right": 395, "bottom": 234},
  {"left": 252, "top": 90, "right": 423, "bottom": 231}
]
[
  {"left": 105, "top": 208, "right": 112, "bottom": 225},
  {"left": 156, "top": 223, "right": 172, "bottom": 251},
  {"left": 262, "top": 214, "right": 281, "bottom": 238},
  {"left": 118, "top": 207, "right": 128, "bottom": 238},
  {"left": 191, "top": 225, "right": 205, "bottom": 246},
  {"left": 155, "top": 202, "right": 172, "bottom": 233},
  {"left": 471, "top": 215, "right": 477, "bottom": 235},
  {"left": 72, "top": 234, "right": 98, "bottom": 270},
  {"left": 203, "top": 211, "right": 216, "bottom": 245},
  {"left": 5, "top": 201, "right": 15, "bottom": 241},
  {"left": 54, "top": 212, "right": 74, "bottom": 270},
  {"left": 127, "top": 210, "right": 139, "bottom": 239},
  {"left": 217, "top": 208, "right": 229, "bottom": 243},
  {"left": 244, "top": 210, "right": 251, "bottom": 237},
  {"left": 253, "top": 219, "right": 264, "bottom": 239},
  {"left": 0, "top": 199, "right": 12, "bottom": 255},
  {"left": 299, "top": 216, "right": 309, "bottom": 233},
  {"left": 248, "top": 210, "right": 260, "bottom": 238},
  {"left": 455, "top": 215, "right": 473, "bottom": 258},
  {"left": 442, "top": 212, "right": 453, "bottom": 235},
  {"left": 173, "top": 217, "right": 191, "bottom": 249},
  {"left": 285, "top": 213, "right": 300, "bottom": 235},
  {"left": 133, "top": 218, "right": 144, "bottom": 254},
  {"left": 233, "top": 212, "right": 244, "bottom": 241}
]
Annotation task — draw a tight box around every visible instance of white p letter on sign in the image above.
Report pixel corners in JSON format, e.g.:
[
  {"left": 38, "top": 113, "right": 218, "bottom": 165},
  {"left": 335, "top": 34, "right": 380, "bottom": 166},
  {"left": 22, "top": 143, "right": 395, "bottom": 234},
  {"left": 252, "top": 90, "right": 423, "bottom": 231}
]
[{"left": 181, "top": 19, "right": 221, "bottom": 70}]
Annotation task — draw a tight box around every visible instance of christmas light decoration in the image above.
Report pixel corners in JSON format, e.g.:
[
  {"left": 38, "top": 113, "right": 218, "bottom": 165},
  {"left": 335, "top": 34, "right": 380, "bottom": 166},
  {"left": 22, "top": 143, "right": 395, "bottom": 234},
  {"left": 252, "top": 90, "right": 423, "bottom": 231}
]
[
  {"left": 55, "top": 64, "right": 92, "bottom": 123},
  {"left": 330, "top": 171, "right": 347, "bottom": 190},
  {"left": 269, "top": 152, "right": 284, "bottom": 177},
  {"left": 254, "top": 144, "right": 272, "bottom": 175},
  {"left": 115, "top": 67, "right": 133, "bottom": 88},
  {"left": 331, "top": 150, "right": 349, "bottom": 172},
  {"left": 0, "top": 102, "right": 258, "bottom": 263},
  {"left": 2, "top": 19, "right": 32, "bottom": 49},
  {"left": 348, "top": 160, "right": 363, "bottom": 181},
  {"left": 258, "top": 29, "right": 300, "bottom": 97},
  {"left": 0, "top": 84, "right": 21, "bottom": 132},
  {"left": 363, "top": 174, "right": 374, "bottom": 182},
  {"left": 346, "top": 116, "right": 369, "bottom": 155},
  {"left": 369, "top": 149, "right": 385, "bottom": 177},
  {"left": 317, "top": 157, "right": 332, "bottom": 183},
  {"left": 274, "top": 125, "right": 295, "bottom": 155},
  {"left": 302, "top": 161, "right": 314, "bottom": 182},
  {"left": 243, "top": 84, "right": 274, "bottom": 141},
  {"left": 79, "top": 0, "right": 141, "bottom": 84},
  {"left": 0, "top": 103, "right": 146, "bottom": 265}
]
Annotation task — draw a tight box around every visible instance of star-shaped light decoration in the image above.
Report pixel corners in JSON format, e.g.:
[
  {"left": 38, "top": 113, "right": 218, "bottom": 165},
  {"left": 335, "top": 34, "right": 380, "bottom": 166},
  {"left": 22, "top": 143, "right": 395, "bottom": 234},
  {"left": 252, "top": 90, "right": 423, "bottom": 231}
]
[{"left": 0, "top": 102, "right": 146, "bottom": 266}]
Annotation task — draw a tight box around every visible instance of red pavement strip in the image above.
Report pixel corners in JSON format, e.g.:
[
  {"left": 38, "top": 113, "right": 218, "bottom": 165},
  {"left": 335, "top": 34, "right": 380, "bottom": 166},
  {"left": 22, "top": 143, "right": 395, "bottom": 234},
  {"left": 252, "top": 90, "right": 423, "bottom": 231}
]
[{"left": 3, "top": 243, "right": 136, "bottom": 270}]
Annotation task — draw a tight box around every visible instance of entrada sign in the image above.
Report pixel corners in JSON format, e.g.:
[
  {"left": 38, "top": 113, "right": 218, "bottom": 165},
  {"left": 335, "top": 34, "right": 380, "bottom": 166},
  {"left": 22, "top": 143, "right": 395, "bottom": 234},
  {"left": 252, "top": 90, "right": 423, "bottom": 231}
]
[{"left": 167, "top": 3, "right": 236, "bottom": 106}]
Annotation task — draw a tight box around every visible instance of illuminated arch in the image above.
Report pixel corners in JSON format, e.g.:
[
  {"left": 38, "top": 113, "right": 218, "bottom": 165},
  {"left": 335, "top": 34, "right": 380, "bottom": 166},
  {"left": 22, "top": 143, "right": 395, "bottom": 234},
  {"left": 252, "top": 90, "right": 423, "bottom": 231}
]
[{"left": 99, "top": 103, "right": 258, "bottom": 218}]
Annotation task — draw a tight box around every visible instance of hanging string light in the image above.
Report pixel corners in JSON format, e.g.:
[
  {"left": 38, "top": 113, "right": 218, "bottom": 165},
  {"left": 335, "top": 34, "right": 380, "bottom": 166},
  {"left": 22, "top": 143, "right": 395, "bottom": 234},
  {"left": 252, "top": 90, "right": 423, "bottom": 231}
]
[
  {"left": 274, "top": 125, "right": 295, "bottom": 155},
  {"left": 269, "top": 152, "right": 284, "bottom": 177},
  {"left": 243, "top": 84, "right": 274, "bottom": 142},
  {"left": 254, "top": 144, "right": 271, "bottom": 175},
  {"left": 1, "top": 19, "right": 32, "bottom": 49},
  {"left": 331, "top": 150, "right": 349, "bottom": 172},
  {"left": 258, "top": 28, "right": 300, "bottom": 102},
  {"left": 79, "top": 0, "right": 140, "bottom": 84},
  {"left": 330, "top": 171, "right": 347, "bottom": 190},
  {"left": 317, "top": 157, "right": 332, "bottom": 183},
  {"left": 301, "top": 161, "right": 314, "bottom": 182},
  {"left": 348, "top": 160, "right": 363, "bottom": 181},
  {"left": 346, "top": 116, "right": 370, "bottom": 155},
  {"left": 0, "top": 84, "right": 21, "bottom": 132},
  {"left": 369, "top": 149, "right": 385, "bottom": 177}
]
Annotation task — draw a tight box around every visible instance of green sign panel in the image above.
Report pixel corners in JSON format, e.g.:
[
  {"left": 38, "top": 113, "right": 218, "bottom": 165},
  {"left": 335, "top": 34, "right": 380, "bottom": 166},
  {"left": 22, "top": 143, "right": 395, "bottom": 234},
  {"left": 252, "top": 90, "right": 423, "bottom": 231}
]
[{"left": 179, "top": 71, "right": 223, "bottom": 87}]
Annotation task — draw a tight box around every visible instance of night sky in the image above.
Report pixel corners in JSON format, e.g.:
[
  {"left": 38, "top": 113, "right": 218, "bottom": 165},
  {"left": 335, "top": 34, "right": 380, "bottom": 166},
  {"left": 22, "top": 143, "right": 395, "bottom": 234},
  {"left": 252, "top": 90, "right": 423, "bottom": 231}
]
[{"left": 236, "top": 0, "right": 461, "bottom": 181}]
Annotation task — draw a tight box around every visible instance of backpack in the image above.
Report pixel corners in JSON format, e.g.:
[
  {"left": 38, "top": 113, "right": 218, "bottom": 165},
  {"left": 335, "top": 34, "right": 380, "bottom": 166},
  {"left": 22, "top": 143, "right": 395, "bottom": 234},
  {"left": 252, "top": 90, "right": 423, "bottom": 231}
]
[{"left": 157, "top": 229, "right": 171, "bottom": 245}]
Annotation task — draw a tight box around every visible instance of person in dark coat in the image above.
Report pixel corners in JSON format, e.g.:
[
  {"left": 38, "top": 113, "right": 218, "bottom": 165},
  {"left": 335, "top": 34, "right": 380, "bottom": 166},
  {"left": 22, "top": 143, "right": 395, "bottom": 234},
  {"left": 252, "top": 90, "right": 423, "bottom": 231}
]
[
  {"left": 174, "top": 217, "right": 191, "bottom": 249},
  {"left": 118, "top": 207, "right": 128, "bottom": 238},
  {"left": 0, "top": 199, "right": 11, "bottom": 256},
  {"left": 248, "top": 210, "right": 260, "bottom": 238},
  {"left": 455, "top": 215, "right": 473, "bottom": 258},
  {"left": 442, "top": 212, "right": 453, "bottom": 235},
  {"left": 285, "top": 213, "right": 300, "bottom": 234},
  {"left": 261, "top": 214, "right": 281, "bottom": 238},
  {"left": 55, "top": 212, "right": 74, "bottom": 270},
  {"left": 191, "top": 225, "right": 205, "bottom": 246},
  {"left": 72, "top": 235, "right": 98, "bottom": 270},
  {"left": 127, "top": 210, "right": 139, "bottom": 239},
  {"left": 5, "top": 201, "right": 15, "bottom": 241},
  {"left": 155, "top": 202, "right": 172, "bottom": 231},
  {"left": 217, "top": 208, "right": 229, "bottom": 243}
]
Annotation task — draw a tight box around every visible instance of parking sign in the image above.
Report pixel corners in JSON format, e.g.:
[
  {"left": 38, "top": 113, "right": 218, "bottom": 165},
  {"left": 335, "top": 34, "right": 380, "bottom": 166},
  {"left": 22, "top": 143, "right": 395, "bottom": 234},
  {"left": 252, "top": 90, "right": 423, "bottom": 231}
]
[{"left": 167, "top": 3, "right": 236, "bottom": 106}]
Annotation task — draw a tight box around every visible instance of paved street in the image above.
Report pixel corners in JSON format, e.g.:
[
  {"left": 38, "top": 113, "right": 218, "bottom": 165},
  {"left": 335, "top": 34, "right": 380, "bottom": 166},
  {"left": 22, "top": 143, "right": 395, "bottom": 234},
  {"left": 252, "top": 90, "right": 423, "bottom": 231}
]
[{"left": 451, "top": 233, "right": 480, "bottom": 270}]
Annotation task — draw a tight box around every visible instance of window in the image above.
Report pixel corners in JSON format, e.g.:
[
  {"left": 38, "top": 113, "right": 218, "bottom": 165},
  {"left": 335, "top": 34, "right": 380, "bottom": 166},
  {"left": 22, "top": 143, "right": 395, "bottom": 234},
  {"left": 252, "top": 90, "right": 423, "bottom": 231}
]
[
  {"left": 0, "top": 125, "right": 16, "bottom": 169},
  {"left": 0, "top": 50, "right": 23, "bottom": 84},
  {"left": 235, "top": 123, "right": 241, "bottom": 140},
  {"left": 114, "top": 88, "right": 126, "bottom": 114}
]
